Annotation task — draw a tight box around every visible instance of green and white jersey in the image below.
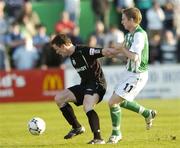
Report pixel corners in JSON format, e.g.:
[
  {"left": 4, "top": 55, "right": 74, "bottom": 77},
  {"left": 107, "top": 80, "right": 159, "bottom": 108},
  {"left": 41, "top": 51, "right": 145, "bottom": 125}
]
[{"left": 124, "top": 25, "right": 149, "bottom": 73}]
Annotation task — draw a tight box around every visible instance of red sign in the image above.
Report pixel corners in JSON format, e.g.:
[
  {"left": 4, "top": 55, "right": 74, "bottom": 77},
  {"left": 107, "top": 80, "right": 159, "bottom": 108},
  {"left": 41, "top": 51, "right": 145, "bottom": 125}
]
[{"left": 0, "top": 68, "right": 64, "bottom": 103}]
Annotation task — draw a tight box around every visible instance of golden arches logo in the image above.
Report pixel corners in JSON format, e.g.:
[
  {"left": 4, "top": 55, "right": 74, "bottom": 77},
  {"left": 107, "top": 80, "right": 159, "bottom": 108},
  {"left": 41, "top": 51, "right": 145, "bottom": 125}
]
[{"left": 43, "top": 74, "right": 63, "bottom": 90}]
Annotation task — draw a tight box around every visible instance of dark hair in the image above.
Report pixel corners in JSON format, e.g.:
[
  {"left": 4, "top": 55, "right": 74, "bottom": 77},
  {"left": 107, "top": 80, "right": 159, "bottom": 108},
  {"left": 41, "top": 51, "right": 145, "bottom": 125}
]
[{"left": 51, "top": 34, "right": 72, "bottom": 46}]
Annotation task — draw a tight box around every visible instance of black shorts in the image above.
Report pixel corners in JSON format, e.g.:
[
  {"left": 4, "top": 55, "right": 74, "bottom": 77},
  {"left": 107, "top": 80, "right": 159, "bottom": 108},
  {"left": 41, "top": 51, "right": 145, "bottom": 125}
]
[{"left": 68, "top": 83, "right": 106, "bottom": 106}]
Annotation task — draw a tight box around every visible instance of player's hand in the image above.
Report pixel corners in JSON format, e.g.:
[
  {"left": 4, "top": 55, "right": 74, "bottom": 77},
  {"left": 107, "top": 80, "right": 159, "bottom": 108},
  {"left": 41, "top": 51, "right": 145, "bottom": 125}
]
[
  {"left": 102, "top": 48, "right": 119, "bottom": 57},
  {"left": 116, "top": 43, "right": 124, "bottom": 51},
  {"left": 102, "top": 48, "right": 113, "bottom": 57}
]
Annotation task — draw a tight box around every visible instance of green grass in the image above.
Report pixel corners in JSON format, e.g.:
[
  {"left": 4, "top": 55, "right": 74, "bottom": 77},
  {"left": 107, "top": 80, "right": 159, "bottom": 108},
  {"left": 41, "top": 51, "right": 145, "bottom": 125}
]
[{"left": 0, "top": 99, "right": 180, "bottom": 148}]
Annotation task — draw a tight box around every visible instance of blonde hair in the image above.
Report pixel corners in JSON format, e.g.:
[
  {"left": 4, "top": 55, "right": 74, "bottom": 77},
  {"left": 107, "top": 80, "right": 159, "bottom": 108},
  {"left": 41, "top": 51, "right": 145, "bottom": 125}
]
[{"left": 122, "top": 7, "right": 142, "bottom": 24}]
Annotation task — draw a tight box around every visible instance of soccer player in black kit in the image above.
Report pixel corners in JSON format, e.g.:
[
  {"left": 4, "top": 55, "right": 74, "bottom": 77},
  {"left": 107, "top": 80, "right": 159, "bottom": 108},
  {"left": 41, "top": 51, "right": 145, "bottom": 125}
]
[{"left": 51, "top": 34, "right": 113, "bottom": 144}]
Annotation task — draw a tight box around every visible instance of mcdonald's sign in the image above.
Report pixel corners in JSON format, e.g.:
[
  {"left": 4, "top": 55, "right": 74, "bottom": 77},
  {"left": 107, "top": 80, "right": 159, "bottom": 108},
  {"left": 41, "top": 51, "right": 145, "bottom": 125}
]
[
  {"left": 0, "top": 68, "right": 65, "bottom": 102},
  {"left": 43, "top": 74, "right": 63, "bottom": 91}
]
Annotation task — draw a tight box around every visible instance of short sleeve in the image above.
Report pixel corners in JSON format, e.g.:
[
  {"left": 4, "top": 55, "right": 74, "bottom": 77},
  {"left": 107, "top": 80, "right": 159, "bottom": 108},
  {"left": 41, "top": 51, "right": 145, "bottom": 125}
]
[{"left": 129, "top": 32, "right": 145, "bottom": 55}]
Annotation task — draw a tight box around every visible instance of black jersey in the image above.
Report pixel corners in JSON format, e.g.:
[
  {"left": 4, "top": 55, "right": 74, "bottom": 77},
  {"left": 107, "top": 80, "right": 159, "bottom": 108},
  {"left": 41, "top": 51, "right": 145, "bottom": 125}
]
[{"left": 70, "top": 45, "right": 106, "bottom": 88}]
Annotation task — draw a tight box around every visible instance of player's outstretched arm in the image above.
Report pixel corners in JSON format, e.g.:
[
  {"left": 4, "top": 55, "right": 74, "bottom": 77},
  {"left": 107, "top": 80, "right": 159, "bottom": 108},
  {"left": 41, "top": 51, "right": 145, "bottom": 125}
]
[
  {"left": 102, "top": 46, "right": 123, "bottom": 58},
  {"left": 120, "top": 47, "right": 139, "bottom": 62}
]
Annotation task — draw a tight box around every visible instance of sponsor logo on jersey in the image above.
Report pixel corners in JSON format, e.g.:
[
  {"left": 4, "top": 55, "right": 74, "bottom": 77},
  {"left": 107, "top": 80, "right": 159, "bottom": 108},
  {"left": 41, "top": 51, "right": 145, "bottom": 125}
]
[
  {"left": 90, "top": 48, "right": 101, "bottom": 55},
  {"left": 89, "top": 48, "right": 95, "bottom": 55},
  {"left": 76, "top": 66, "right": 87, "bottom": 72}
]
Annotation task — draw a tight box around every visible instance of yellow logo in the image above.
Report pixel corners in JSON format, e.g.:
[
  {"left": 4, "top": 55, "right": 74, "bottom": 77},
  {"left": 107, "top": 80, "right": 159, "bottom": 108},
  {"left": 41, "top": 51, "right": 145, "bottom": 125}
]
[{"left": 43, "top": 74, "right": 63, "bottom": 90}]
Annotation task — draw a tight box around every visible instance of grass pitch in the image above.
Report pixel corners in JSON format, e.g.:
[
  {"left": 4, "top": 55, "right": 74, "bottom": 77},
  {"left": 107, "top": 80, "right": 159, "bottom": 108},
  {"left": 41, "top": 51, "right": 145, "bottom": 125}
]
[{"left": 0, "top": 99, "right": 180, "bottom": 148}]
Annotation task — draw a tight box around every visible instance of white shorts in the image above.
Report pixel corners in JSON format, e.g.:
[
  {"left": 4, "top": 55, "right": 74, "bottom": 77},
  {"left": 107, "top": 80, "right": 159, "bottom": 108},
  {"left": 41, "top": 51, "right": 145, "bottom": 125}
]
[{"left": 114, "top": 70, "right": 148, "bottom": 102}]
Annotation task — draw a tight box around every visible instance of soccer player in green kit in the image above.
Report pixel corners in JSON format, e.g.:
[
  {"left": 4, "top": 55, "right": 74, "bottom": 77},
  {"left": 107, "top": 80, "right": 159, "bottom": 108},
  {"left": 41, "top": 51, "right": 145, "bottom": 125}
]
[{"left": 107, "top": 7, "right": 157, "bottom": 144}]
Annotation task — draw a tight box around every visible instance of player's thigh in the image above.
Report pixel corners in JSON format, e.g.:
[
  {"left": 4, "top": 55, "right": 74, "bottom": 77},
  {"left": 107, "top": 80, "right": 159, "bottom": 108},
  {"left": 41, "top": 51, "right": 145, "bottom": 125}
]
[
  {"left": 55, "top": 88, "right": 76, "bottom": 103},
  {"left": 83, "top": 94, "right": 99, "bottom": 106},
  {"left": 83, "top": 94, "right": 99, "bottom": 112},
  {"left": 108, "top": 93, "right": 124, "bottom": 107}
]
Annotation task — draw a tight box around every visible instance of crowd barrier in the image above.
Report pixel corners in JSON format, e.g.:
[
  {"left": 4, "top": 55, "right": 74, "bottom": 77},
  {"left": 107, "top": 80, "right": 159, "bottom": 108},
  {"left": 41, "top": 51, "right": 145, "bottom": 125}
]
[
  {"left": 0, "top": 68, "right": 64, "bottom": 102},
  {"left": 1, "top": 64, "right": 180, "bottom": 103},
  {"left": 66, "top": 64, "right": 180, "bottom": 100}
]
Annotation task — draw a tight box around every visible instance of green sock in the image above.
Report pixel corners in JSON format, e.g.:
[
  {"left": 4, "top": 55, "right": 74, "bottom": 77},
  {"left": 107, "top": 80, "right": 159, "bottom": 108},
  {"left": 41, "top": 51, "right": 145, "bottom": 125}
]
[
  {"left": 110, "top": 105, "right": 121, "bottom": 136},
  {"left": 120, "top": 100, "right": 150, "bottom": 118}
]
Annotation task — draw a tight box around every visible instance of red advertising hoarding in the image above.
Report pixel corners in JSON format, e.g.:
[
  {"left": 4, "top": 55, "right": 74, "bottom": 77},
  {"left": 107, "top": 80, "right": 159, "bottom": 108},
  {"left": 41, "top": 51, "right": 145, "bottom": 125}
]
[{"left": 0, "top": 68, "right": 64, "bottom": 103}]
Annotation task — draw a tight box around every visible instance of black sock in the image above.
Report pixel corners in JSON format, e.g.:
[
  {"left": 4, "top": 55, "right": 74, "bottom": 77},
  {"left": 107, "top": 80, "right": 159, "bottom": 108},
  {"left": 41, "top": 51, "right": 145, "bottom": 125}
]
[
  {"left": 60, "top": 103, "right": 81, "bottom": 129},
  {"left": 86, "top": 110, "right": 101, "bottom": 139}
]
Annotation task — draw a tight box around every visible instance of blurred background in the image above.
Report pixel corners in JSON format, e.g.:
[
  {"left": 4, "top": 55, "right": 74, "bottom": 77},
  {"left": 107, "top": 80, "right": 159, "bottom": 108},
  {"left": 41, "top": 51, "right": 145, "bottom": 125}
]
[{"left": 0, "top": 0, "right": 180, "bottom": 102}]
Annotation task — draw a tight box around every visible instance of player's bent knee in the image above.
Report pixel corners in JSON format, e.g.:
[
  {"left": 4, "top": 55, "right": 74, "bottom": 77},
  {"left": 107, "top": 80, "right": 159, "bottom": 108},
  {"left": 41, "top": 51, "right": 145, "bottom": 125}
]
[
  {"left": 108, "top": 99, "right": 114, "bottom": 107},
  {"left": 108, "top": 98, "right": 118, "bottom": 107},
  {"left": 83, "top": 103, "right": 94, "bottom": 113},
  {"left": 54, "top": 92, "right": 65, "bottom": 105},
  {"left": 54, "top": 95, "right": 60, "bottom": 103}
]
